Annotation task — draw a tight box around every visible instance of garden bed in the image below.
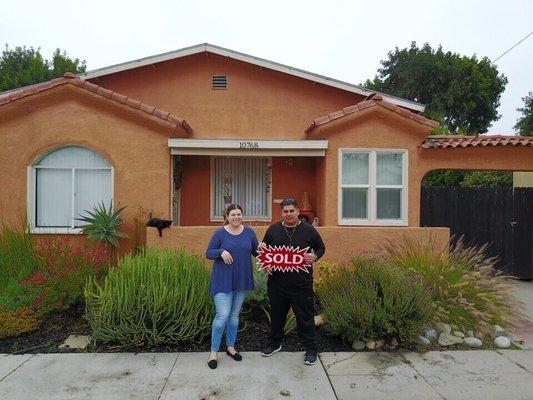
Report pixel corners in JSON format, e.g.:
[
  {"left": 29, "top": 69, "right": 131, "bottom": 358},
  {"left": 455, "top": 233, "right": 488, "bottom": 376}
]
[{"left": 0, "top": 306, "right": 354, "bottom": 354}]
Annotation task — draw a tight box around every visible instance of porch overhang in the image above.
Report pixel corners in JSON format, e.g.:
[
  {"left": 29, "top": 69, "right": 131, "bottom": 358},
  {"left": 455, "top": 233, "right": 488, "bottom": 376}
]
[{"left": 168, "top": 139, "right": 328, "bottom": 156}]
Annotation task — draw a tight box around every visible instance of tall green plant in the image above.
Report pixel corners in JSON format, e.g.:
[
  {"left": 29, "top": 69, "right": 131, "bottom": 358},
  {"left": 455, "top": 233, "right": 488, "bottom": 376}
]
[
  {"left": 0, "top": 222, "right": 43, "bottom": 311},
  {"left": 85, "top": 248, "right": 213, "bottom": 346},
  {"left": 76, "top": 201, "right": 128, "bottom": 248},
  {"left": 0, "top": 222, "right": 42, "bottom": 293}
]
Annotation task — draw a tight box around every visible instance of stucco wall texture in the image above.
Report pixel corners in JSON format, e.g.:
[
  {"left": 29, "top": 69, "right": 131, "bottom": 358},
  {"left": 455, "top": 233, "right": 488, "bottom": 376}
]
[
  {"left": 146, "top": 226, "right": 450, "bottom": 266},
  {"left": 0, "top": 85, "right": 178, "bottom": 251},
  {"left": 1, "top": 52, "right": 532, "bottom": 254}
]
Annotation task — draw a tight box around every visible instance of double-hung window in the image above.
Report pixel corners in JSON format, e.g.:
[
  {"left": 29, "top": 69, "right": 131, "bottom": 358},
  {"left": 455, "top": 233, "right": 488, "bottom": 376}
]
[
  {"left": 339, "top": 149, "right": 407, "bottom": 225},
  {"left": 211, "top": 157, "right": 271, "bottom": 220},
  {"left": 30, "top": 146, "right": 113, "bottom": 232}
]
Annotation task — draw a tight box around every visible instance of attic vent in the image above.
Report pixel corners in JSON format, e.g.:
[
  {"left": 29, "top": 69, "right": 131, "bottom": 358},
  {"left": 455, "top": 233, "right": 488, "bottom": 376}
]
[{"left": 212, "top": 75, "right": 228, "bottom": 90}]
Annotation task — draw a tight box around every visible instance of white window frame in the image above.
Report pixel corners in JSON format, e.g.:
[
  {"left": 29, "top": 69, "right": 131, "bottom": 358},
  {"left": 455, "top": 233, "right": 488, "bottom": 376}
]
[
  {"left": 210, "top": 156, "right": 272, "bottom": 222},
  {"left": 338, "top": 148, "right": 408, "bottom": 226},
  {"left": 27, "top": 149, "right": 114, "bottom": 234}
]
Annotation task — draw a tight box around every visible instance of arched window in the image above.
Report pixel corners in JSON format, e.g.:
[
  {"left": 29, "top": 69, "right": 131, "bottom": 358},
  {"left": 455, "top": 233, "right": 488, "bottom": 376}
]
[{"left": 30, "top": 146, "right": 113, "bottom": 231}]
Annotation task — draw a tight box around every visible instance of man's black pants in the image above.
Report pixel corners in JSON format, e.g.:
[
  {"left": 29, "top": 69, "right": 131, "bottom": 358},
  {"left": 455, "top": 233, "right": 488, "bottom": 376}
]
[{"left": 267, "top": 276, "right": 317, "bottom": 353}]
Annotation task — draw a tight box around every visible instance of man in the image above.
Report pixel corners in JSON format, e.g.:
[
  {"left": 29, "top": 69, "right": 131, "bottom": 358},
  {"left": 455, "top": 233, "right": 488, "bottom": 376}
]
[{"left": 260, "top": 198, "right": 325, "bottom": 365}]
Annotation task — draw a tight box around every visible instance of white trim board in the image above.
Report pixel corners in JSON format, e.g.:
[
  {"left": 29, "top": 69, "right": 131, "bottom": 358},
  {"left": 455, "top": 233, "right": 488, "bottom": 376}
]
[
  {"left": 79, "top": 43, "right": 424, "bottom": 112},
  {"left": 168, "top": 139, "right": 328, "bottom": 157}
]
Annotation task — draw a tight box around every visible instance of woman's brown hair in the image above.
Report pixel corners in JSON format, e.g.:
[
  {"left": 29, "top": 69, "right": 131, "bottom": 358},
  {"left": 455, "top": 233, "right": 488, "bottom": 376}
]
[{"left": 223, "top": 203, "right": 244, "bottom": 225}]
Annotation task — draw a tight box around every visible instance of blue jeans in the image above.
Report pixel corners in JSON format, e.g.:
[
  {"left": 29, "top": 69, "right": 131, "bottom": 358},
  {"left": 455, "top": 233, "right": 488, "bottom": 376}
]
[{"left": 211, "top": 290, "right": 248, "bottom": 352}]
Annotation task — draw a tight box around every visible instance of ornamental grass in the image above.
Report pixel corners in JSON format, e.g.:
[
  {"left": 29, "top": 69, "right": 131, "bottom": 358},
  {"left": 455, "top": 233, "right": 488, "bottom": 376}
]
[
  {"left": 377, "top": 235, "right": 526, "bottom": 337},
  {"left": 84, "top": 248, "right": 213, "bottom": 347}
]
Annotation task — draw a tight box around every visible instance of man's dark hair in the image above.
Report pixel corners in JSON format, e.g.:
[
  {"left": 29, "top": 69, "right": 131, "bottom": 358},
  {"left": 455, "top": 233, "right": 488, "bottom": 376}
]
[{"left": 280, "top": 198, "right": 298, "bottom": 208}]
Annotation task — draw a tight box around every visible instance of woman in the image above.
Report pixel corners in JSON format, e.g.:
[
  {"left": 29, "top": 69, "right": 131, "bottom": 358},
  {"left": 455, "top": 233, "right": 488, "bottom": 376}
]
[{"left": 205, "top": 204, "right": 259, "bottom": 369}]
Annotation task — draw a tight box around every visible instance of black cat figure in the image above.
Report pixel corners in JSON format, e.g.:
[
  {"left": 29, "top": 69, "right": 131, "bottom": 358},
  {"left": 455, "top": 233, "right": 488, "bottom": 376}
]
[{"left": 146, "top": 218, "right": 172, "bottom": 237}]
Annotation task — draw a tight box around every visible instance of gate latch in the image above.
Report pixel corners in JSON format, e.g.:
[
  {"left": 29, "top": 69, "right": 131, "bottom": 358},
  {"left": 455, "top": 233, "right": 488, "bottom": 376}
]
[{"left": 510, "top": 221, "right": 517, "bottom": 227}]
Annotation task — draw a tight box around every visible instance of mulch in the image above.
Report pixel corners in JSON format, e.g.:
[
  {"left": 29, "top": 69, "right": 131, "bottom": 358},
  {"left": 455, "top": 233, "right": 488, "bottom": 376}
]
[{"left": 0, "top": 306, "right": 354, "bottom": 355}]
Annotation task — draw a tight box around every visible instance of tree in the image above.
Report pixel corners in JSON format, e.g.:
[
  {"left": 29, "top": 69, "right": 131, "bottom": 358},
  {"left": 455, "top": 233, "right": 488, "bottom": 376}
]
[
  {"left": 514, "top": 92, "right": 533, "bottom": 136},
  {"left": 365, "top": 42, "right": 507, "bottom": 134},
  {"left": 0, "top": 46, "right": 86, "bottom": 92}
]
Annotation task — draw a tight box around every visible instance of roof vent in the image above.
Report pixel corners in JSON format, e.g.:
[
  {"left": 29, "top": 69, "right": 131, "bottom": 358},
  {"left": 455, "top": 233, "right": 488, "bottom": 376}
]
[{"left": 212, "top": 75, "right": 228, "bottom": 90}]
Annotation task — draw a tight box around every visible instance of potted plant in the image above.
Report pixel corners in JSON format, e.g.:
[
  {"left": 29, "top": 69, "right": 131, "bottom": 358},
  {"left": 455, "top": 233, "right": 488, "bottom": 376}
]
[{"left": 223, "top": 173, "right": 232, "bottom": 204}]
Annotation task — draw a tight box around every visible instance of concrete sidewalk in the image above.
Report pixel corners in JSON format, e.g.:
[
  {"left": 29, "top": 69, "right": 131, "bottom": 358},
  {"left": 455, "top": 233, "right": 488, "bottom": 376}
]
[{"left": 1, "top": 350, "right": 532, "bottom": 399}]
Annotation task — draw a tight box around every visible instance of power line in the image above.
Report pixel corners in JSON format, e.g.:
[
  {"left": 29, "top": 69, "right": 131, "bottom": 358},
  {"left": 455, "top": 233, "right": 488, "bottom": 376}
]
[{"left": 492, "top": 31, "right": 533, "bottom": 64}]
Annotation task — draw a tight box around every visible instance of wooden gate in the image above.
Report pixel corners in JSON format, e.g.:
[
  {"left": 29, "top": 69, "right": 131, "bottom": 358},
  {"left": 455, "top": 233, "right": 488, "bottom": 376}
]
[{"left": 421, "top": 187, "right": 533, "bottom": 279}]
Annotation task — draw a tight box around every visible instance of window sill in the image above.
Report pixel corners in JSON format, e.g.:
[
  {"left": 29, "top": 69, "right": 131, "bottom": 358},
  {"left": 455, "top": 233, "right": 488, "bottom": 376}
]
[
  {"left": 30, "top": 227, "right": 83, "bottom": 235},
  {"left": 338, "top": 219, "right": 408, "bottom": 227},
  {"left": 210, "top": 217, "right": 272, "bottom": 223}
]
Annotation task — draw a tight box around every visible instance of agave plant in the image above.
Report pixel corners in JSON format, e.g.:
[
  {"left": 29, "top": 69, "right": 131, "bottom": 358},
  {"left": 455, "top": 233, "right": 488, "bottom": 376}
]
[{"left": 76, "top": 201, "right": 128, "bottom": 248}]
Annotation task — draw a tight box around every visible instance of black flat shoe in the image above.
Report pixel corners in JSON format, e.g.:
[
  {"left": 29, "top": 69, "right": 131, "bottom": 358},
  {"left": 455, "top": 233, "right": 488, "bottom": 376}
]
[
  {"left": 225, "top": 349, "right": 243, "bottom": 361},
  {"left": 207, "top": 359, "right": 218, "bottom": 369}
]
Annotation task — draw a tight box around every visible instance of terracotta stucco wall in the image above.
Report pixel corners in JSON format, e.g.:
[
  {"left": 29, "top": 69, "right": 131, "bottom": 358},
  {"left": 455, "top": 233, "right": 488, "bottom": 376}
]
[
  {"left": 178, "top": 155, "right": 318, "bottom": 226},
  {"left": 0, "top": 85, "right": 177, "bottom": 251},
  {"left": 312, "top": 108, "right": 432, "bottom": 226},
  {"left": 147, "top": 226, "right": 450, "bottom": 265},
  {"left": 92, "top": 52, "right": 364, "bottom": 140}
]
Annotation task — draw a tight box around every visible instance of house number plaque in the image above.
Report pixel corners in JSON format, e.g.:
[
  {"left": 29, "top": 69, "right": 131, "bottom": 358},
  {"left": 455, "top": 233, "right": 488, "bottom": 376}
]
[{"left": 239, "top": 141, "right": 259, "bottom": 149}]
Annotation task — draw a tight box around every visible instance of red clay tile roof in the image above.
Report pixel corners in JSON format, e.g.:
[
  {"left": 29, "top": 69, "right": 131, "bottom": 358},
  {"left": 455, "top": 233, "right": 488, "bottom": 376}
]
[
  {"left": 420, "top": 135, "right": 533, "bottom": 149},
  {"left": 0, "top": 72, "right": 192, "bottom": 133},
  {"left": 305, "top": 94, "right": 438, "bottom": 134}
]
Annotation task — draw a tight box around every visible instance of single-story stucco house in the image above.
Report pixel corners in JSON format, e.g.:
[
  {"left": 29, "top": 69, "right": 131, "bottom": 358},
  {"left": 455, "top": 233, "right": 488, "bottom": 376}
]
[{"left": 0, "top": 43, "right": 532, "bottom": 262}]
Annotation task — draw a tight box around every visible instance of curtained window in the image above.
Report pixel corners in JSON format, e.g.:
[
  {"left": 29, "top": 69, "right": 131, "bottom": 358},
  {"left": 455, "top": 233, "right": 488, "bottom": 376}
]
[
  {"left": 212, "top": 157, "right": 271, "bottom": 220},
  {"left": 33, "top": 146, "right": 113, "bottom": 228},
  {"left": 340, "top": 149, "right": 407, "bottom": 225}
]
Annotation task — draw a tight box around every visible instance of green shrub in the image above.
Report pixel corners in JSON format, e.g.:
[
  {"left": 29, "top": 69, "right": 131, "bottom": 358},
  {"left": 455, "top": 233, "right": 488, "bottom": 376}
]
[
  {"left": 85, "top": 248, "right": 213, "bottom": 346},
  {"left": 378, "top": 236, "right": 525, "bottom": 336},
  {"left": 0, "top": 222, "right": 42, "bottom": 291},
  {"left": 316, "top": 257, "right": 434, "bottom": 344},
  {"left": 0, "top": 222, "right": 43, "bottom": 314}
]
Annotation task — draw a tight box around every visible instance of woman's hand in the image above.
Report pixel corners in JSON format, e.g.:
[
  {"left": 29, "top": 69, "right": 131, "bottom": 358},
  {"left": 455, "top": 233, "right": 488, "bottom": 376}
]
[{"left": 221, "top": 250, "right": 234, "bottom": 265}]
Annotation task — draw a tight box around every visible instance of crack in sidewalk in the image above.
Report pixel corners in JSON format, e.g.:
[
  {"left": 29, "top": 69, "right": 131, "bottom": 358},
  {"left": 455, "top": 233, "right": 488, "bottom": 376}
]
[
  {"left": 400, "top": 354, "right": 448, "bottom": 400},
  {"left": 157, "top": 353, "right": 180, "bottom": 400},
  {"left": 0, "top": 353, "right": 37, "bottom": 384}
]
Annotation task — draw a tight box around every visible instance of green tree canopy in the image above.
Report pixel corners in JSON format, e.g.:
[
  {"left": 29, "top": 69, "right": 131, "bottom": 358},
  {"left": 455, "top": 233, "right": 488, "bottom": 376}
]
[
  {"left": 514, "top": 92, "right": 533, "bottom": 136},
  {"left": 365, "top": 42, "right": 507, "bottom": 134},
  {"left": 0, "top": 46, "right": 86, "bottom": 92}
]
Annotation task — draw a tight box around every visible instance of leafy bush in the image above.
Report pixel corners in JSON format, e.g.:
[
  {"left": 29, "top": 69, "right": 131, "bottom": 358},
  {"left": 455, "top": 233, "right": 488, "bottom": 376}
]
[
  {"left": 316, "top": 257, "right": 434, "bottom": 344},
  {"left": 378, "top": 236, "right": 525, "bottom": 336},
  {"left": 0, "top": 222, "right": 110, "bottom": 339},
  {"left": 85, "top": 248, "right": 213, "bottom": 346}
]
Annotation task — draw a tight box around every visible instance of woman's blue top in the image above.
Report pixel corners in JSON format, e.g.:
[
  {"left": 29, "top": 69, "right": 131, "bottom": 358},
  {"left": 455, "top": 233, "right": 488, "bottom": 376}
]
[{"left": 206, "top": 226, "right": 259, "bottom": 296}]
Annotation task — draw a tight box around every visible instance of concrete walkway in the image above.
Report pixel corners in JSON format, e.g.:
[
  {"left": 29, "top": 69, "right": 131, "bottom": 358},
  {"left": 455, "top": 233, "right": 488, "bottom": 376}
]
[
  {"left": 1, "top": 280, "right": 531, "bottom": 399},
  {"left": 1, "top": 350, "right": 532, "bottom": 399}
]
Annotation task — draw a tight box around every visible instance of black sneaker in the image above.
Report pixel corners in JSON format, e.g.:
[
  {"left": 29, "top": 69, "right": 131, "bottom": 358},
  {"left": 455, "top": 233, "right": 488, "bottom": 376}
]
[
  {"left": 304, "top": 351, "right": 317, "bottom": 365},
  {"left": 261, "top": 344, "right": 282, "bottom": 357}
]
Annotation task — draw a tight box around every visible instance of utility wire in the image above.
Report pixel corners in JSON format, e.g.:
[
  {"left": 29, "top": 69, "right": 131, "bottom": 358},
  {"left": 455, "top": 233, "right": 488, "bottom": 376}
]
[{"left": 492, "top": 31, "right": 533, "bottom": 64}]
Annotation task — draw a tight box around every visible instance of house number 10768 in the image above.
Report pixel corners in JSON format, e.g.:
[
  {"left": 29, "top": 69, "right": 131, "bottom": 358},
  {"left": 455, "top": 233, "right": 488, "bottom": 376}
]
[{"left": 239, "top": 141, "right": 259, "bottom": 149}]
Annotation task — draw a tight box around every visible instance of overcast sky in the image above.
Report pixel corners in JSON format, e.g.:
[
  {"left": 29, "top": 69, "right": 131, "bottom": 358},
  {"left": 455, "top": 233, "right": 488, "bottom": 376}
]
[{"left": 1, "top": 0, "right": 531, "bottom": 134}]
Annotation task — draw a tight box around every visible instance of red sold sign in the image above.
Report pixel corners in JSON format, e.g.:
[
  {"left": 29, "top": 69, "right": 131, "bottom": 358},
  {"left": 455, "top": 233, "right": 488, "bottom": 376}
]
[{"left": 257, "top": 245, "right": 311, "bottom": 273}]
